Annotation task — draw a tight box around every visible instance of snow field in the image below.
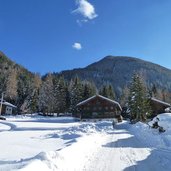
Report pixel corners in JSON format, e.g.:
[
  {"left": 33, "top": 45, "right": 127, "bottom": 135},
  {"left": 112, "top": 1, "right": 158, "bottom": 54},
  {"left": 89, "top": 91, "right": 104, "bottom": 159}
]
[
  {"left": 20, "top": 122, "right": 113, "bottom": 171},
  {"left": 0, "top": 115, "right": 113, "bottom": 171},
  {"left": 0, "top": 114, "right": 171, "bottom": 171}
]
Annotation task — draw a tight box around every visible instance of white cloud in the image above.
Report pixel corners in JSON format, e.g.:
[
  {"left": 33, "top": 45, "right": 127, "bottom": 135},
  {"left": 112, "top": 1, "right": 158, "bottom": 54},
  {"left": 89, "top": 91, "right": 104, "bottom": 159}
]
[
  {"left": 73, "top": 0, "right": 98, "bottom": 20},
  {"left": 72, "top": 43, "right": 82, "bottom": 50}
]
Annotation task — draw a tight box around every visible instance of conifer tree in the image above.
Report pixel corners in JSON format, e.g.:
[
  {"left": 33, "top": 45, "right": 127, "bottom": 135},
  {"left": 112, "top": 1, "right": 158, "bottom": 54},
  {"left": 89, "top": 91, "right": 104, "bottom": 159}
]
[
  {"left": 107, "top": 84, "right": 115, "bottom": 100},
  {"left": 29, "top": 74, "right": 42, "bottom": 113},
  {"left": 83, "top": 81, "right": 96, "bottom": 100},
  {"left": 99, "top": 85, "right": 108, "bottom": 97},
  {"left": 120, "top": 85, "right": 129, "bottom": 106},
  {"left": 5, "top": 69, "right": 18, "bottom": 102},
  {"left": 65, "top": 85, "right": 71, "bottom": 112},
  {"left": 17, "top": 72, "right": 34, "bottom": 112},
  {"left": 151, "top": 84, "right": 157, "bottom": 97},
  {"left": 99, "top": 84, "right": 115, "bottom": 100},
  {"left": 128, "top": 74, "right": 151, "bottom": 122},
  {"left": 69, "top": 76, "right": 84, "bottom": 113},
  {"left": 54, "top": 77, "right": 67, "bottom": 114},
  {"left": 38, "top": 73, "right": 55, "bottom": 114}
]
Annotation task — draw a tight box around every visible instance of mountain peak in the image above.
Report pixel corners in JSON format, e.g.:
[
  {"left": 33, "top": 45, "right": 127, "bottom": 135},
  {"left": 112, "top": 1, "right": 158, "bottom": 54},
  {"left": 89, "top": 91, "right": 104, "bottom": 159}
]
[
  {"left": 101, "top": 56, "right": 148, "bottom": 63},
  {"left": 60, "top": 55, "right": 171, "bottom": 99}
]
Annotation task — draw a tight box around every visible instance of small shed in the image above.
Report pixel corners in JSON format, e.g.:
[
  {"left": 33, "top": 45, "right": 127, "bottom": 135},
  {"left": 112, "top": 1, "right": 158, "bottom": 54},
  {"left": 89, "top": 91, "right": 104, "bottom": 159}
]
[
  {"left": 150, "top": 97, "right": 171, "bottom": 116},
  {"left": 76, "top": 94, "right": 122, "bottom": 121},
  {"left": 1, "top": 101, "right": 17, "bottom": 115}
]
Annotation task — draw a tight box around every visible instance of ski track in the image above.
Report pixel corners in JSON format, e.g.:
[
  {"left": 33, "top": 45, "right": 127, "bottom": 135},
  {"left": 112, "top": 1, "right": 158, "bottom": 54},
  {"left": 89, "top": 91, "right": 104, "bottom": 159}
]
[{"left": 0, "top": 121, "right": 17, "bottom": 131}]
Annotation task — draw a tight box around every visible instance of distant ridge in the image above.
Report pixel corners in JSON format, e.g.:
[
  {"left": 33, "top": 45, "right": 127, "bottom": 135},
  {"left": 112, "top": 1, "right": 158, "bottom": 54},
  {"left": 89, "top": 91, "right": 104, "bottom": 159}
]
[{"left": 58, "top": 56, "right": 171, "bottom": 98}]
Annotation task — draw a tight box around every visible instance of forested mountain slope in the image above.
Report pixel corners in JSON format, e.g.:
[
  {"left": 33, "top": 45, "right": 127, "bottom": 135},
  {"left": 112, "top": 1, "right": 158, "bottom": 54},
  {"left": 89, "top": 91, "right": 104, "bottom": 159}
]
[
  {"left": 59, "top": 56, "right": 171, "bottom": 100},
  {"left": 0, "top": 51, "right": 41, "bottom": 112}
]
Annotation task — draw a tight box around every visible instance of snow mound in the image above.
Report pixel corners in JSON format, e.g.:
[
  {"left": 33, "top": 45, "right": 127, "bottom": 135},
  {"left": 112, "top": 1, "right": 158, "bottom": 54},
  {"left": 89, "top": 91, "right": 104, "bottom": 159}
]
[
  {"left": 130, "top": 121, "right": 165, "bottom": 148},
  {"left": 149, "top": 113, "right": 171, "bottom": 131},
  {"left": 15, "top": 120, "right": 113, "bottom": 171},
  {"left": 60, "top": 121, "right": 113, "bottom": 136},
  {"left": 156, "top": 113, "right": 171, "bottom": 131},
  {"left": 148, "top": 113, "right": 171, "bottom": 148},
  {"left": 129, "top": 114, "right": 171, "bottom": 149},
  {"left": 18, "top": 151, "right": 60, "bottom": 171},
  {"left": 5, "top": 114, "right": 78, "bottom": 123}
]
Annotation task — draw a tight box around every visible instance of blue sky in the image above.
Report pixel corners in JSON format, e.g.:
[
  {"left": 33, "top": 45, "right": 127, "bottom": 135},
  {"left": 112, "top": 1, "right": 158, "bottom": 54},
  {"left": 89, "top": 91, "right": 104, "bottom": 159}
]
[{"left": 0, "top": 0, "right": 171, "bottom": 74}]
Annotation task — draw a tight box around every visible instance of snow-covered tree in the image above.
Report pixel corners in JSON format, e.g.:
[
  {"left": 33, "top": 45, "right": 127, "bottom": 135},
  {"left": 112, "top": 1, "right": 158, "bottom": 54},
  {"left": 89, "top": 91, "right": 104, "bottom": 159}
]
[
  {"left": 38, "top": 73, "right": 55, "bottom": 114},
  {"left": 128, "top": 74, "right": 151, "bottom": 122},
  {"left": 17, "top": 72, "right": 35, "bottom": 113},
  {"left": 29, "top": 74, "right": 42, "bottom": 113},
  {"left": 107, "top": 84, "right": 115, "bottom": 100},
  {"left": 69, "top": 76, "right": 84, "bottom": 113},
  {"left": 83, "top": 81, "right": 96, "bottom": 100},
  {"left": 99, "top": 84, "right": 115, "bottom": 100},
  {"left": 120, "top": 85, "right": 130, "bottom": 106},
  {"left": 54, "top": 77, "right": 67, "bottom": 114},
  {"left": 5, "top": 69, "right": 18, "bottom": 102}
]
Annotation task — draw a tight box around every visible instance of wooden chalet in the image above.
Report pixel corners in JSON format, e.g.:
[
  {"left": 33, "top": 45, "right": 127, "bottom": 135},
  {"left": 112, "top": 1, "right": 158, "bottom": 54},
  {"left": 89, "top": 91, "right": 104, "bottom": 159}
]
[
  {"left": 150, "top": 97, "right": 171, "bottom": 116},
  {"left": 1, "top": 101, "right": 17, "bottom": 115},
  {"left": 76, "top": 94, "right": 122, "bottom": 121}
]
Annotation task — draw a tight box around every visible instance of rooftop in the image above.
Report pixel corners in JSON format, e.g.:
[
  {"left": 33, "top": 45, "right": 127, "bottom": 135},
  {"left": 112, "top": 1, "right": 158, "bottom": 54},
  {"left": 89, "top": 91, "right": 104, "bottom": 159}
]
[{"left": 77, "top": 94, "right": 122, "bottom": 110}]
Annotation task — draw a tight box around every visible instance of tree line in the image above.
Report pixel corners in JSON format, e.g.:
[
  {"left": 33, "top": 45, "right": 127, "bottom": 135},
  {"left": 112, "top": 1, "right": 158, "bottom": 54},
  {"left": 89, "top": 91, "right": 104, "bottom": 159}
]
[
  {"left": 0, "top": 68, "right": 169, "bottom": 120},
  {"left": 0, "top": 67, "right": 116, "bottom": 114},
  {"left": 37, "top": 74, "right": 116, "bottom": 114}
]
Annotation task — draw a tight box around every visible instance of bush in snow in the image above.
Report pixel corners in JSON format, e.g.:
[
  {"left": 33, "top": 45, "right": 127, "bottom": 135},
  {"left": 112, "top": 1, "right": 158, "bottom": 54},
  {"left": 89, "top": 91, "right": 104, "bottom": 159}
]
[
  {"left": 148, "top": 113, "right": 171, "bottom": 133},
  {"left": 165, "top": 107, "right": 171, "bottom": 113}
]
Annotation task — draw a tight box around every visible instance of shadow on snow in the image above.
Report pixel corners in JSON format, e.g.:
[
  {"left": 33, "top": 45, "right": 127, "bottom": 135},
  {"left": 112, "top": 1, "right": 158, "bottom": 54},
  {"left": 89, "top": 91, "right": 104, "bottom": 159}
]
[{"left": 102, "top": 123, "right": 171, "bottom": 171}]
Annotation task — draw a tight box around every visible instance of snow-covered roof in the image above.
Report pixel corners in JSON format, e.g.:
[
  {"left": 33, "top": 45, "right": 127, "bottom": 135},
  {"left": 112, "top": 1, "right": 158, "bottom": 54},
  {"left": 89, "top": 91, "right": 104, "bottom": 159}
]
[
  {"left": 2, "top": 101, "right": 17, "bottom": 108},
  {"left": 77, "top": 94, "right": 122, "bottom": 110},
  {"left": 151, "top": 97, "right": 171, "bottom": 107}
]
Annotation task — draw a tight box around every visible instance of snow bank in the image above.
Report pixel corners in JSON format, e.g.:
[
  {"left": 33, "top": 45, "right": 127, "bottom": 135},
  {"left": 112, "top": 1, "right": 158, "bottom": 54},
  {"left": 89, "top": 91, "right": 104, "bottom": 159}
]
[
  {"left": 18, "top": 151, "right": 61, "bottom": 171},
  {"left": 5, "top": 114, "right": 78, "bottom": 123},
  {"left": 14, "top": 120, "right": 112, "bottom": 171},
  {"left": 149, "top": 113, "right": 171, "bottom": 131},
  {"left": 129, "top": 122, "right": 162, "bottom": 147},
  {"left": 149, "top": 113, "right": 171, "bottom": 148},
  {"left": 63, "top": 121, "right": 113, "bottom": 135},
  {"left": 129, "top": 113, "right": 171, "bottom": 150}
]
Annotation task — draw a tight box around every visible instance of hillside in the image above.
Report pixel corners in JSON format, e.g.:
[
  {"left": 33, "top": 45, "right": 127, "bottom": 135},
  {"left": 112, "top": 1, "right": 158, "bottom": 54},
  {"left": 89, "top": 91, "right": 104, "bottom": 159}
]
[
  {"left": 0, "top": 51, "right": 33, "bottom": 76},
  {"left": 59, "top": 56, "right": 171, "bottom": 100},
  {"left": 0, "top": 51, "right": 40, "bottom": 111}
]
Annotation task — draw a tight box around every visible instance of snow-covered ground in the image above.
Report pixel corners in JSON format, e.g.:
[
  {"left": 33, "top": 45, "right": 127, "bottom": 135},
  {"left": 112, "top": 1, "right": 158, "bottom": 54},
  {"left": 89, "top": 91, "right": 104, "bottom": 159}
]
[{"left": 0, "top": 115, "right": 171, "bottom": 171}]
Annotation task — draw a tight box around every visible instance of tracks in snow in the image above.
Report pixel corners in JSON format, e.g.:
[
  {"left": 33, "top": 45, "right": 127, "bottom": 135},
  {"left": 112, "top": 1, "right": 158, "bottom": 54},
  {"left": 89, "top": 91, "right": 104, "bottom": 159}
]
[
  {"left": 0, "top": 121, "right": 17, "bottom": 131},
  {"left": 83, "top": 125, "right": 171, "bottom": 171}
]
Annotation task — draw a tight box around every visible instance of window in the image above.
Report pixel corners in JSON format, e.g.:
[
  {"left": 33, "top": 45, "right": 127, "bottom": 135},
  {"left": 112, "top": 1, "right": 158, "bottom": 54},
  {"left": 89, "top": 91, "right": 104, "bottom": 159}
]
[
  {"left": 92, "top": 112, "right": 98, "bottom": 116},
  {"left": 6, "top": 106, "right": 12, "bottom": 114}
]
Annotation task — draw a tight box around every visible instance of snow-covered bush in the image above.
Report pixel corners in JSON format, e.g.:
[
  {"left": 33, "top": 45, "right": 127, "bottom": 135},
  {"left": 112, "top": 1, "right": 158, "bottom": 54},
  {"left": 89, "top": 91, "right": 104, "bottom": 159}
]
[
  {"left": 148, "top": 113, "right": 171, "bottom": 132},
  {"left": 165, "top": 107, "right": 171, "bottom": 113}
]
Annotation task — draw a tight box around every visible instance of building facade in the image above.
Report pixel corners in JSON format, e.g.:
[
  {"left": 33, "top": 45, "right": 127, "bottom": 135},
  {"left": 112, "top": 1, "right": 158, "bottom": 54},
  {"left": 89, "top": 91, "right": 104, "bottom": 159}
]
[
  {"left": 150, "top": 97, "right": 171, "bottom": 117},
  {"left": 76, "top": 94, "right": 122, "bottom": 121},
  {"left": 1, "top": 101, "right": 17, "bottom": 115}
]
